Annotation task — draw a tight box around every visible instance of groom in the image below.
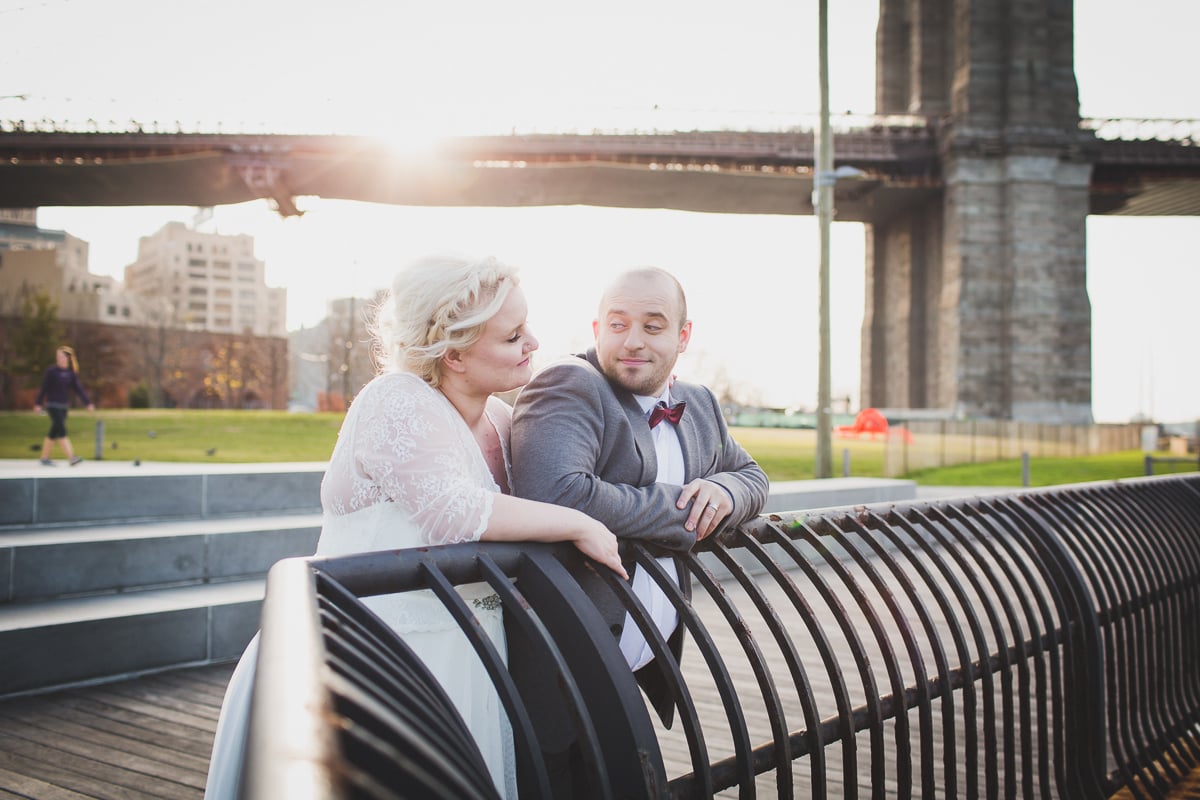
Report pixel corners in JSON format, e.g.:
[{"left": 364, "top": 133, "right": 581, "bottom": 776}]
[{"left": 509, "top": 266, "right": 768, "bottom": 789}]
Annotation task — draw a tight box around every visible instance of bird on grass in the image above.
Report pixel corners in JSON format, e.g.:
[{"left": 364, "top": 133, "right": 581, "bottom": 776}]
[{"left": 206, "top": 447, "right": 217, "bottom": 456}]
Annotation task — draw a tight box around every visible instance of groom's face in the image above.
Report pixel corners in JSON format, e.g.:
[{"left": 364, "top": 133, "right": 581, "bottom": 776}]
[{"left": 592, "top": 272, "right": 691, "bottom": 397}]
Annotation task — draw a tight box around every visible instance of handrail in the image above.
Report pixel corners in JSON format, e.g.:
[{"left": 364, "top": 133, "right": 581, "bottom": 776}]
[{"left": 241, "top": 474, "right": 1200, "bottom": 798}]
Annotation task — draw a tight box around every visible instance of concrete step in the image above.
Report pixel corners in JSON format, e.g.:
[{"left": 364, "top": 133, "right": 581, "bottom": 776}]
[
  {"left": 0, "top": 462, "right": 328, "bottom": 696},
  {"left": 0, "top": 462, "right": 325, "bottom": 528},
  {"left": 0, "top": 513, "right": 322, "bottom": 604},
  {"left": 764, "top": 477, "right": 916, "bottom": 513},
  {"left": 0, "top": 579, "right": 264, "bottom": 696}
]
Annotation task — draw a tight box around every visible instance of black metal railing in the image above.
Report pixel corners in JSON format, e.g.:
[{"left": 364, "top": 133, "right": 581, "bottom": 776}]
[{"left": 241, "top": 474, "right": 1200, "bottom": 799}]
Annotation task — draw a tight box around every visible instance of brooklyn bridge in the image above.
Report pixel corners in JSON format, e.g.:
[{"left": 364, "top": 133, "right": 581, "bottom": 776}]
[
  {"left": 1, "top": 117, "right": 1197, "bottom": 220},
  {"left": 3, "top": 0, "right": 1200, "bottom": 425}
]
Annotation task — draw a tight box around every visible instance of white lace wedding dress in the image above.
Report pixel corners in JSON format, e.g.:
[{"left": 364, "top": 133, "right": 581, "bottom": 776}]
[{"left": 205, "top": 372, "right": 517, "bottom": 799}]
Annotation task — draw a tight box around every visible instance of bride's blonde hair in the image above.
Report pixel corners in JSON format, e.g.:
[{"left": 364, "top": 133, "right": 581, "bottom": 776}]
[{"left": 371, "top": 254, "right": 520, "bottom": 387}]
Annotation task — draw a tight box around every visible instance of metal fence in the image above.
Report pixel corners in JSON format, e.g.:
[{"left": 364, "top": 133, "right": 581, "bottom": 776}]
[
  {"left": 882, "top": 420, "right": 1143, "bottom": 477},
  {"left": 242, "top": 474, "right": 1200, "bottom": 799}
]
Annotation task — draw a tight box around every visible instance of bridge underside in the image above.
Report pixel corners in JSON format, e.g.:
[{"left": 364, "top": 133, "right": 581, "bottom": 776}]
[
  {"left": 1, "top": 132, "right": 1196, "bottom": 220},
  {"left": 0, "top": 151, "right": 939, "bottom": 222}
]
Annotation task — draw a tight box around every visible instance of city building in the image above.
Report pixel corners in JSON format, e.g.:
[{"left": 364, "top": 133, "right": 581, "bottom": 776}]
[
  {"left": 124, "top": 221, "right": 286, "bottom": 338},
  {"left": 0, "top": 212, "right": 289, "bottom": 410},
  {"left": 288, "top": 295, "right": 377, "bottom": 411},
  {"left": 0, "top": 208, "right": 137, "bottom": 324}
]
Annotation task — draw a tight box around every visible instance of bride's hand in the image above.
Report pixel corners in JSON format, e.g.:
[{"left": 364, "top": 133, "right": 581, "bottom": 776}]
[{"left": 573, "top": 522, "right": 627, "bottom": 578}]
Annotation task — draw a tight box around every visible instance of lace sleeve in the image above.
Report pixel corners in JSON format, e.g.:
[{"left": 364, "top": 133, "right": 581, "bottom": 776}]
[{"left": 340, "top": 374, "right": 495, "bottom": 545}]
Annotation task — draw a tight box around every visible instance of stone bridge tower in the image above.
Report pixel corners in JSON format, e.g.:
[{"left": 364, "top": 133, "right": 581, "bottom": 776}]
[{"left": 862, "top": 0, "right": 1094, "bottom": 422}]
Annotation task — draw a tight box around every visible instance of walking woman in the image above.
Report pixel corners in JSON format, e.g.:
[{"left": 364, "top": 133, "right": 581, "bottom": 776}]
[{"left": 34, "top": 345, "right": 94, "bottom": 466}]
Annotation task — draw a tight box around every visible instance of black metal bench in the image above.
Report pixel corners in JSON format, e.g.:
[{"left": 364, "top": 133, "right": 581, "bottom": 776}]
[{"left": 240, "top": 474, "right": 1200, "bottom": 798}]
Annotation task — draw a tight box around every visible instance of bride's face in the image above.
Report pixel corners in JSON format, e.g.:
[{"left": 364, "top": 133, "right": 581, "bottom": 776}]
[{"left": 457, "top": 286, "right": 540, "bottom": 394}]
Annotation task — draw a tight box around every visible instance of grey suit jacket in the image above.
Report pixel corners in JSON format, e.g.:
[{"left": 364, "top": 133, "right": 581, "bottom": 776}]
[
  {"left": 509, "top": 350, "right": 767, "bottom": 737},
  {"left": 511, "top": 348, "right": 769, "bottom": 641}
]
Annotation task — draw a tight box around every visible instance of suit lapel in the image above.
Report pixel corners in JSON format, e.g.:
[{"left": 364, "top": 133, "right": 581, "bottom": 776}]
[
  {"left": 582, "top": 349, "right": 659, "bottom": 487},
  {"left": 620, "top": 391, "right": 660, "bottom": 487},
  {"left": 673, "top": 385, "right": 703, "bottom": 482}
]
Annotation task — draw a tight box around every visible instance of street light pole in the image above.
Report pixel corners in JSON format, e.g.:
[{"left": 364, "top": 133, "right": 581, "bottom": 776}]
[{"left": 815, "top": 0, "right": 833, "bottom": 479}]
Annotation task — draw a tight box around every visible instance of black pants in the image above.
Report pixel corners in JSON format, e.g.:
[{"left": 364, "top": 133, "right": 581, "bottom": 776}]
[{"left": 46, "top": 406, "right": 68, "bottom": 439}]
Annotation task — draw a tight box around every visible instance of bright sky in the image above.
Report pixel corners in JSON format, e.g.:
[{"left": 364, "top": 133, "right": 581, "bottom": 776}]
[{"left": 4, "top": 0, "right": 1198, "bottom": 423}]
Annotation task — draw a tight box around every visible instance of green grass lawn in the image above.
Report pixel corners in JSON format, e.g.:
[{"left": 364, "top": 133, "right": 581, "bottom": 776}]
[
  {"left": 1, "top": 409, "right": 1189, "bottom": 486},
  {"left": 903, "top": 450, "right": 1186, "bottom": 486},
  {"left": 1, "top": 409, "right": 344, "bottom": 463}
]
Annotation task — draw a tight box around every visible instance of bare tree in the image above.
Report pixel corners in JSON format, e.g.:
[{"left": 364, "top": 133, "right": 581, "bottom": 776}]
[{"left": 130, "top": 296, "right": 179, "bottom": 407}]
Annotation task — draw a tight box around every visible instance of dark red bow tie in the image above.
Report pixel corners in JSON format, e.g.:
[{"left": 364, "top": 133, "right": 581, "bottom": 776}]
[{"left": 648, "top": 400, "right": 686, "bottom": 428}]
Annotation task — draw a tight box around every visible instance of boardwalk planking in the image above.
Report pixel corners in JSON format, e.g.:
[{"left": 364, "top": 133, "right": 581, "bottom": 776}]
[{"left": 0, "top": 663, "right": 233, "bottom": 800}]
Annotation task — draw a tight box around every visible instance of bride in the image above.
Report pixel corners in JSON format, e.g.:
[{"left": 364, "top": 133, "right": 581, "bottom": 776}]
[{"left": 204, "top": 254, "right": 626, "bottom": 800}]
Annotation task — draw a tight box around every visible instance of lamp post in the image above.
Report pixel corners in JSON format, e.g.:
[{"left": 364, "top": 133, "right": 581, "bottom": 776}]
[{"left": 814, "top": 0, "right": 833, "bottom": 479}]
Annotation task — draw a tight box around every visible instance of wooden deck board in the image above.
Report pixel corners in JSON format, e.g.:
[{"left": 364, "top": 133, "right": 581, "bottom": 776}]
[
  {"left": 0, "top": 733, "right": 181, "bottom": 800},
  {"left": 21, "top": 695, "right": 216, "bottom": 759},
  {"left": 0, "top": 765, "right": 97, "bottom": 800},
  {"left": 0, "top": 663, "right": 233, "bottom": 800},
  {"left": 0, "top": 704, "right": 210, "bottom": 776}
]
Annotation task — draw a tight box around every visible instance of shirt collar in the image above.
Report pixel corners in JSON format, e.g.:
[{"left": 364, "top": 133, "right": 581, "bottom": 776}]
[{"left": 634, "top": 388, "right": 672, "bottom": 416}]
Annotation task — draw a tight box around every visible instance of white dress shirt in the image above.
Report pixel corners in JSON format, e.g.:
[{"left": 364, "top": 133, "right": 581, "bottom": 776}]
[{"left": 618, "top": 389, "right": 684, "bottom": 671}]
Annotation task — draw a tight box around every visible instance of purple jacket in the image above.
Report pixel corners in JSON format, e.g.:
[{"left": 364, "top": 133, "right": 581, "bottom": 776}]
[{"left": 35, "top": 366, "right": 91, "bottom": 408}]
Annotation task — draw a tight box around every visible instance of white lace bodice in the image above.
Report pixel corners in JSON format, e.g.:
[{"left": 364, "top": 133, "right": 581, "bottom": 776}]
[{"left": 320, "top": 371, "right": 513, "bottom": 546}]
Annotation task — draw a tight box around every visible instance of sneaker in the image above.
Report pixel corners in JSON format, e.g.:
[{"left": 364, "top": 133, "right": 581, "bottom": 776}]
[
  {"left": 40, "top": 459, "right": 55, "bottom": 466},
  {"left": 69, "top": 456, "right": 83, "bottom": 466}
]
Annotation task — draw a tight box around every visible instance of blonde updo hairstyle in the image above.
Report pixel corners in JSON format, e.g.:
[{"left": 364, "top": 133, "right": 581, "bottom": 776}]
[{"left": 371, "top": 254, "right": 520, "bottom": 387}]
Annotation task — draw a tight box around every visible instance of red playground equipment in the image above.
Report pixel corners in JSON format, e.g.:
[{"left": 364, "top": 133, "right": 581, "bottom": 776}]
[{"left": 836, "top": 407, "right": 914, "bottom": 443}]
